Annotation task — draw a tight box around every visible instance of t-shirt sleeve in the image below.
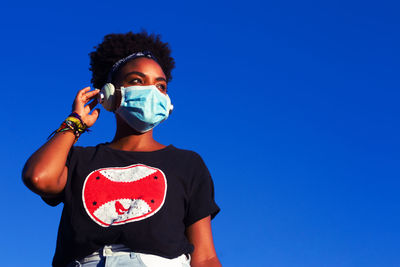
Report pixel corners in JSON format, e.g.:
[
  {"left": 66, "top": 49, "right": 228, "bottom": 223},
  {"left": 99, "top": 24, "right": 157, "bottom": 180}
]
[
  {"left": 184, "top": 154, "right": 220, "bottom": 227},
  {"left": 41, "top": 147, "right": 75, "bottom": 206},
  {"left": 41, "top": 193, "right": 64, "bottom": 206}
]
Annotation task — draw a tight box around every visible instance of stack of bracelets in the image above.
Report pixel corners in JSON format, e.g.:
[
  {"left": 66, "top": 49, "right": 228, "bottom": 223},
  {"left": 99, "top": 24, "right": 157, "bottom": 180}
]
[{"left": 48, "top": 112, "right": 89, "bottom": 141}]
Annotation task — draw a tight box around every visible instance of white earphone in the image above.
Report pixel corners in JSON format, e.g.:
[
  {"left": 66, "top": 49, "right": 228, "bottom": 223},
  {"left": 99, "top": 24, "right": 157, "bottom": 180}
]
[{"left": 98, "top": 83, "right": 118, "bottom": 111}]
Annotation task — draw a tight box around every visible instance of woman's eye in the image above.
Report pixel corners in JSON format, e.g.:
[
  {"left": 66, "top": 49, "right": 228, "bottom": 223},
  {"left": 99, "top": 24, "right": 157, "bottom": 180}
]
[
  {"left": 129, "top": 78, "right": 142, "bottom": 84},
  {"left": 157, "top": 84, "right": 167, "bottom": 92}
]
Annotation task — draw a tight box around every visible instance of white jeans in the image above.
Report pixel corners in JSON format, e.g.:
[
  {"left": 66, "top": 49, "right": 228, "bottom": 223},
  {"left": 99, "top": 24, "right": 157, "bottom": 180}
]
[{"left": 68, "top": 244, "right": 191, "bottom": 267}]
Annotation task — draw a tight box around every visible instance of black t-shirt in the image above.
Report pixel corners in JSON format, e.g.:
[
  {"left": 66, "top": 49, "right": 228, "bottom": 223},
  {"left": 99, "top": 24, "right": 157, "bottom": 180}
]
[{"left": 43, "top": 144, "right": 220, "bottom": 267}]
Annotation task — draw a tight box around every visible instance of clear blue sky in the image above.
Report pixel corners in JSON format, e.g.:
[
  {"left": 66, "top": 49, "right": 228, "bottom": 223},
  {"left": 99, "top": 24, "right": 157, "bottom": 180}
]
[{"left": 1, "top": 0, "right": 399, "bottom": 266}]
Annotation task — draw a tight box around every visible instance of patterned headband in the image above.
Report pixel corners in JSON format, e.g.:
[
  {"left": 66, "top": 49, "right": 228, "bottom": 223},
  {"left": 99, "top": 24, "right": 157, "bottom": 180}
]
[{"left": 107, "top": 51, "right": 158, "bottom": 82}]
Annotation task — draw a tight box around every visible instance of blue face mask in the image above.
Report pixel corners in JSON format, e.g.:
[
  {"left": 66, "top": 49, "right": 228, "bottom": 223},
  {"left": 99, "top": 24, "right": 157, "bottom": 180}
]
[{"left": 116, "top": 85, "right": 173, "bottom": 133}]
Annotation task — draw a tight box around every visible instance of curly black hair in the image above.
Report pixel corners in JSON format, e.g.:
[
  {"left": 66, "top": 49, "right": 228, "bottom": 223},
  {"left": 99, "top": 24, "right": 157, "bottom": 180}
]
[{"left": 89, "top": 31, "right": 175, "bottom": 89}]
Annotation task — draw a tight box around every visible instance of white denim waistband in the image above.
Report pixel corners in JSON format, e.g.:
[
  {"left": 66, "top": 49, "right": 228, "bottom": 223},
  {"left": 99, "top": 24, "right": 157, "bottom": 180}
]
[{"left": 77, "top": 244, "right": 191, "bottom": 266}]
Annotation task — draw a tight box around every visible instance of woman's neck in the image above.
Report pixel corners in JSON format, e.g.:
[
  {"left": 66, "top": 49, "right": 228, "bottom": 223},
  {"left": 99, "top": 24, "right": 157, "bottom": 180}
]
[{"left": 109, "top": 116, "right": 166, "bottom": 152}]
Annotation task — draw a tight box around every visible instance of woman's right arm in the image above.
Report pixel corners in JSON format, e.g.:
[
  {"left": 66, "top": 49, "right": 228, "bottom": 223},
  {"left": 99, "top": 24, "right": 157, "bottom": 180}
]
[{"left": 22, "top": 87, "right": 100, "bottom": 197}]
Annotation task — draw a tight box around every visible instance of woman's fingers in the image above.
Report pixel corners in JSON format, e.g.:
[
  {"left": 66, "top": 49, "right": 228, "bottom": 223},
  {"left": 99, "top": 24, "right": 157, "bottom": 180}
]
[
  {"left": 87, "top": 97, "right": 98, "bottom": 110},
  {"left": 76, "top": 87, "right": 99, "bottom": 104},
  {"left": 84, "top": 90, "right": 99, "bottom": 112},
  {"left": 75, "top": 88, "right": 99, "bottom": 106},
  {"left": 85, "top": 108, "right": 100, "bottom": 127},
  {"left": 73, "top": 87, "right": 97, "bottom": 113},
  {"left": 83, "top": 89, "right": 100, "bottom": 103},
  {"left": 76, "top": 87, "right": 91, "bottom": 99},
  {"left": 72, "top": 87, "right": 101, "bottom": 127},
  {"left": 73, "top": 87, "right": 91, "bottom": 109}
]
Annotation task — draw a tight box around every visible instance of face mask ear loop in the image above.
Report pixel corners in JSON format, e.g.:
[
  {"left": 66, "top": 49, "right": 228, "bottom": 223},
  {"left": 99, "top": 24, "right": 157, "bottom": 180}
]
[{"left": 165, "top": 94, "right": 173, "bottom": 116}]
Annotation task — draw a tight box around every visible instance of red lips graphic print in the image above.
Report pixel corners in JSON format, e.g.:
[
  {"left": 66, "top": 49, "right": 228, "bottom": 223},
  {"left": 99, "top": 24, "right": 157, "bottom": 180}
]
[{"left": 82, "top": 164, "right": 167, "bottom": 227}]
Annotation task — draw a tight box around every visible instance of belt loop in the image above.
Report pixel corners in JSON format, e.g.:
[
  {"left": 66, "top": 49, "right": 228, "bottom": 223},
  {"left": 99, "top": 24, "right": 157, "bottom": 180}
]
[
  {"left": 130, "top": 252, "right": 137, "bottom": 259},
  {"left": 103, "top": 245, "right": 113, "bottom": 256}
]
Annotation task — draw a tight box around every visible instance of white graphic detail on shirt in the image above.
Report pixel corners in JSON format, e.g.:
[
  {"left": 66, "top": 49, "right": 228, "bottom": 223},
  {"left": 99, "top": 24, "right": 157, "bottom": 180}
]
[
  {"left": 99, "top": 166, "right": 157, "bottom": 182},
  {"left": 93, "top": 198, "right": 151, "bottom": 226}
]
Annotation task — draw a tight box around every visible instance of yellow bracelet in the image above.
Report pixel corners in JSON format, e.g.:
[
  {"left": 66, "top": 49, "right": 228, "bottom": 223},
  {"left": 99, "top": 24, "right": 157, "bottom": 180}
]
[
  {"left": 48, "top": 114, "right": 89, "bottom": 141},
  {"left": 66, "top": 116, "right": 86, "bottom": 131}
]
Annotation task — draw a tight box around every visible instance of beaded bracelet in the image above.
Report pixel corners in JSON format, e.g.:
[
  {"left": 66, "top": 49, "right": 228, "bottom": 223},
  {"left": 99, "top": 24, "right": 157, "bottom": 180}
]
[
  {"left": 69, "top": 112, "right": 85, "bottom": 126},
  {"left": 48, "top": 113, "right": 90, "bottom": 141}
]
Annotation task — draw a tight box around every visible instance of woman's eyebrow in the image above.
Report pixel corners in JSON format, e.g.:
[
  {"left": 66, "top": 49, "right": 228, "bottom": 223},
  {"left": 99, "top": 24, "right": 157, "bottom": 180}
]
[
  {"left": 124, "top": 72, "right": 166, "bottom": 82},
  {"left": 156, "top": 77, "right": 167, "bottom": 82},
  {"left": 124, "top": 71, "right": 145, "bottom": 79}
]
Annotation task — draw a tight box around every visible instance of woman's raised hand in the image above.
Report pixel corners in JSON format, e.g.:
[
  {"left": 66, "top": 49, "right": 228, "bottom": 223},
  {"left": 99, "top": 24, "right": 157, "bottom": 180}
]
[
  {"left": 72, "top": 87, "right": 100, "bottom": 127},
  {"left": 22, "top": 87, "right": 101, "bottom": 196}
]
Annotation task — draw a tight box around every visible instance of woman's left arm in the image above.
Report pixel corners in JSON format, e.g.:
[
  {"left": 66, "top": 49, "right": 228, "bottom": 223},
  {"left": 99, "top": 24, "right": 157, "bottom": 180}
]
[{"left": 186, "top": 215, "right": 222, "bottom": 267}]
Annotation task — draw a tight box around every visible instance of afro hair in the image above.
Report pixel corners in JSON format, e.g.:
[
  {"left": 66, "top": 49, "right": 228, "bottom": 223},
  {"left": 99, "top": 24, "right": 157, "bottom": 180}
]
[{"left": 89, "top": 31, "right": 175, "bottom": 89}]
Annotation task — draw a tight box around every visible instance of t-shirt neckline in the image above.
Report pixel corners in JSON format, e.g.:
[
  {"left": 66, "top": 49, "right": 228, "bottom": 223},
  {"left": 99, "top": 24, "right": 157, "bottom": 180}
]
[{"left": 100, "top": 143, "right": 174, "bottom": 154}]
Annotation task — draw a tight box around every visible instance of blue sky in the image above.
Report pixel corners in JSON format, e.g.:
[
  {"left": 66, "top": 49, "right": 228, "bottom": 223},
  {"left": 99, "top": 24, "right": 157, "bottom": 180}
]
[{"left": 1, "top": 0, "right": 399, "bottom": 266}]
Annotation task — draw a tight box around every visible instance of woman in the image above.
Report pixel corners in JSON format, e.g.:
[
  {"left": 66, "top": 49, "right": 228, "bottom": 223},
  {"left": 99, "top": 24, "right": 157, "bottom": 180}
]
[{"left": 22, "top": 31, "right": 221, "bottom": 267}]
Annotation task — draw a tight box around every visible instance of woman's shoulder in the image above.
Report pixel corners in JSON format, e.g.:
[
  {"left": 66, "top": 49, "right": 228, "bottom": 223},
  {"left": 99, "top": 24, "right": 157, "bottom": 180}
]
[
  {"left": 70, "top": 143, "right": 101, "bottom": 153},
  {"left": 68, "top": 143, "right": 109, "bottom": 160},
  {"left": 167, "top": 145, "right": 204, "bottom": 160},
  {"left": 165, "top": 145, "right": 209, "bottom": 171}
]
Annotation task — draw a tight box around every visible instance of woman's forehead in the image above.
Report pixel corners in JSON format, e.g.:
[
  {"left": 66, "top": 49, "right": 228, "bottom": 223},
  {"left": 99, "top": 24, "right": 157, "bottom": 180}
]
[{"left": 121, "top": 57, "right": 166, "bottom": 78}]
